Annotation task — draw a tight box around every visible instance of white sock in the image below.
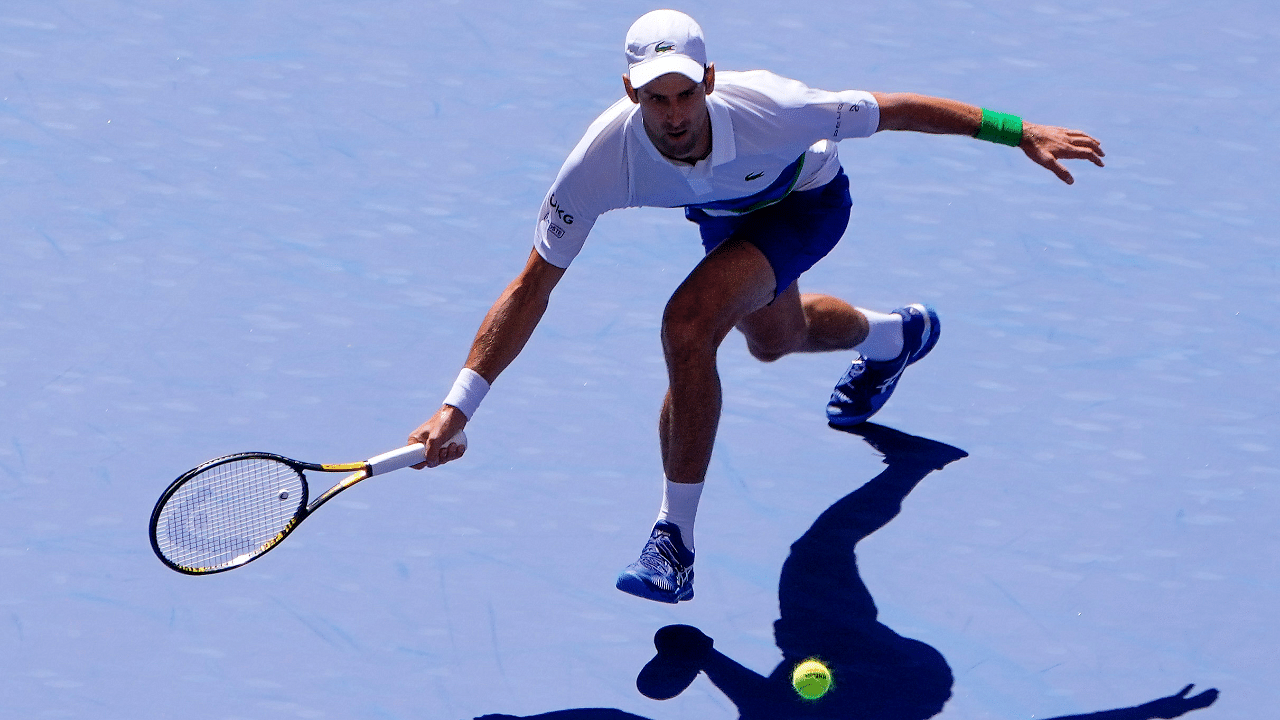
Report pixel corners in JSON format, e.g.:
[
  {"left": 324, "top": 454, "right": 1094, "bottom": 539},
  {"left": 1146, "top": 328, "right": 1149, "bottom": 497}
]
[
  {"left": 655, "top": 477, "right": 703, "bottom": 554},
  {"left": 853, "top": 308, "right": 904, "bottom": 361}
]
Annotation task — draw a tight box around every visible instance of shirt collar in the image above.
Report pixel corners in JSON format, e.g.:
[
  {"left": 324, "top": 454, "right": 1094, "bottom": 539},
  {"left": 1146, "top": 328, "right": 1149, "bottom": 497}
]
[{"left": 705, "top": 92, "right": 735, "bottom": 167}]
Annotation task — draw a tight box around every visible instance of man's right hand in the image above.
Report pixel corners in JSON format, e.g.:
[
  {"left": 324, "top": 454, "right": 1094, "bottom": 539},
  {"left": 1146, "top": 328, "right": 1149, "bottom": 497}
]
[
  {"left": 405, "top": 249, "right": 565, "bottom": 471},
  {"left": 408, "top": 405, "right": 469, "bottom": 469}
]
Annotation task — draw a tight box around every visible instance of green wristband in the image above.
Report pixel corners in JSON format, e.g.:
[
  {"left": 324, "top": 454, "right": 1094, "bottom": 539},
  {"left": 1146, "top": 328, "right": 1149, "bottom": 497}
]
[{"left": 975, "top": 109, "right": 1023, "bottom": 147}]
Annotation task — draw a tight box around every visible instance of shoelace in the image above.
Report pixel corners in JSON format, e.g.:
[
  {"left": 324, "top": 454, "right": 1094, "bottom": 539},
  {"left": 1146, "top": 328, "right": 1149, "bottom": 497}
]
[{"left": 637, "top": 531, "right": 687, "bottom": 576}]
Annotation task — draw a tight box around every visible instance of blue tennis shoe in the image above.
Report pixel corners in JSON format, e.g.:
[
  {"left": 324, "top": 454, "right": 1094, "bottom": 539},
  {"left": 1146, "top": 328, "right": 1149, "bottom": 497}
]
[
  {"left": 826, "top": 304, "right": 940, "bottom": 427},
  {"left": 616, "top": 521, "right": 695, "bottom": 603}
]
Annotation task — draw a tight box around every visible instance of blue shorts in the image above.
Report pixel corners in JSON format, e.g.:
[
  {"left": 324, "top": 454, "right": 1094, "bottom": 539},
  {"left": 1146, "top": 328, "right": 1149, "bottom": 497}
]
[{"left": 684, "top": 169, "right": 852, "bottom": 296}]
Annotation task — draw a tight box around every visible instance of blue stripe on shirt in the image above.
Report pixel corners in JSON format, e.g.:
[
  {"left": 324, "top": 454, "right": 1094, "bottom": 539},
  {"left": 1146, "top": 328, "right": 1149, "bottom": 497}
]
[{"left": 685, "top": 154, "right": 807, "bottom": 215}]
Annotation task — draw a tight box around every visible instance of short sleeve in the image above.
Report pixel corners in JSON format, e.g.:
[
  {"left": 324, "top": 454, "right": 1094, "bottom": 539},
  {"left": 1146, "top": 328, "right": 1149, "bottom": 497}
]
[
  {"left": 719, "top": 71, "right": 880, "bottom": 145},
  {"left": 533, "top": 101, "right": 633, "bottom": 269}
]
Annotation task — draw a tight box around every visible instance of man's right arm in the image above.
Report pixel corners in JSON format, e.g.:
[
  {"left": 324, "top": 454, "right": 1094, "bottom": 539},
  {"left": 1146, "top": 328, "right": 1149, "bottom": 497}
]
[{"left": 408, "top": 247, "right": 567, "bottom": 467}]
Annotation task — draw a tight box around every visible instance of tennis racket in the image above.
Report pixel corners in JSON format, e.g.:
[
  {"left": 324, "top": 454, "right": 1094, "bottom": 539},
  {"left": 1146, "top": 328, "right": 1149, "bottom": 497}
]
[{"left": 149, "top": 432, "right": 466, "bottom": 575}]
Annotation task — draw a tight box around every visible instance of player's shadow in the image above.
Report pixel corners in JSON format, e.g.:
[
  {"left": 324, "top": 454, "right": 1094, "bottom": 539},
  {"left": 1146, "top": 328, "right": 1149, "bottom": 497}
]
[
  {"left": 634, "top": 423, "right": 963, "bottom": 719},
  {"left": 475, "top": 424, "right": 1217, "bottom": 720},
  {"left": 632, "top": 423, "right": 1218, "bottom": 720}
]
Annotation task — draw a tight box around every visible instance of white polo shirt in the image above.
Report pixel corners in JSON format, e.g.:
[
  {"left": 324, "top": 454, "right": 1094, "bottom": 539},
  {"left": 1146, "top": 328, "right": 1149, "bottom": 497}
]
[{"left": 534, "top": 70, "right": 880, "bottom": 269}]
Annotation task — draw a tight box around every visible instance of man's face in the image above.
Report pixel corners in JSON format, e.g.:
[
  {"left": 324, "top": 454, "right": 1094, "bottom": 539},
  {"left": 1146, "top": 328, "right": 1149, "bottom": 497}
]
[{"left": 625, "top": 66, "right": 715, "bottom": 164}]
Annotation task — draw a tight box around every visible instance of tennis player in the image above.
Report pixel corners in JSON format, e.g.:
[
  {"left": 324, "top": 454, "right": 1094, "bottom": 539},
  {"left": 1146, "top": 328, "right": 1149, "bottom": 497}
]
[{"left": 410, "top": 10, "right": 1104, "bottom": 603}]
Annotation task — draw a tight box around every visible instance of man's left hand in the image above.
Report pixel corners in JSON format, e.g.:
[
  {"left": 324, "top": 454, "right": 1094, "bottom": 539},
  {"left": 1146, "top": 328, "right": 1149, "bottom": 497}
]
[{"left": 1021, "top": 122, "right": 1105, "bottom": 184}]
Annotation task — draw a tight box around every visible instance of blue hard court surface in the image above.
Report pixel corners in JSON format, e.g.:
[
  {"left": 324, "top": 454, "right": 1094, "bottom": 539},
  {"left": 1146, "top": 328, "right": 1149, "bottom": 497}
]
[{"left": 1, "top": 1, "right": 1277, "bottom": 718}]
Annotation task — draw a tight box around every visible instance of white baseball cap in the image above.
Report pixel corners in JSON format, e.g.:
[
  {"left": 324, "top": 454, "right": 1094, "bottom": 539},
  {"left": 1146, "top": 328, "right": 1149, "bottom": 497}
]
[{"left": 624, "top": 10, "right": 708, "bottom": 89}]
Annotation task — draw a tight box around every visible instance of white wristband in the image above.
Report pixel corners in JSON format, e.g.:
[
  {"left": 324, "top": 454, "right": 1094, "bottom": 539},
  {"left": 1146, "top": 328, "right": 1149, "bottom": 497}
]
[{"left": 443, "top": 368, "right": 490, "bottom": 420}]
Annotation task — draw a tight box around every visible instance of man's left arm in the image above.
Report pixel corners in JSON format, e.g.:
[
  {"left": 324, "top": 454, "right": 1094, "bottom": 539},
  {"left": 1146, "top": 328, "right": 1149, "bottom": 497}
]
[{"left": 871, "top": 92, "right": 1104, "bottom": 185}]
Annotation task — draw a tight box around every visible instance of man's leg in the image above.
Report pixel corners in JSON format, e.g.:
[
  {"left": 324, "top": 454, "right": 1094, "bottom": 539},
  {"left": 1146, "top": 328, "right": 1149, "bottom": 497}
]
[
  {"left": 658, "top": 237, "right": 778, "bottom": 485},
  {"left": 737, "top": 280, "right": 942, "bottom": 429},
  {"left": 616, "top": 237, "right": 776, "bottom": 604},
  {"left": 734, "top": 283, "right": 869, "bottom": 362}
]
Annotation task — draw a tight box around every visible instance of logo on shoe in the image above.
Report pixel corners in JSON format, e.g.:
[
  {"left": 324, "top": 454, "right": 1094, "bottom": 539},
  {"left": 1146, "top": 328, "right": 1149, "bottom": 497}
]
[
  {"left": 745, "top": 171, "right": 765, "bottom": 181},
  {"left": 875, "top": 374, "right": 903, "bottom": 394},
  {"left": 873, "top": 360, "right": 912, "bottom": 394}
]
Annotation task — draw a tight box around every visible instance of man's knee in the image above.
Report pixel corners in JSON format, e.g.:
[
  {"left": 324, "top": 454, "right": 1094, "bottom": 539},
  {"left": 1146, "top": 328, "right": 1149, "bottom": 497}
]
[
  {"left": 662, "top": 295, "right": 722, "bottom": 361},
  {"left": 662, "top": 240, "right": 777, "bottom": 362}
]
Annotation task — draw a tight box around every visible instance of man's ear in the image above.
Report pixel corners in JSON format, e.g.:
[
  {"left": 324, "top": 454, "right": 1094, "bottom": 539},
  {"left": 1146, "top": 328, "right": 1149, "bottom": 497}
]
[
  {"left": 623, "top": 74, "right": 639, "bottom": 103},
  {"left": 703, "top": 63, "right": 715, "bottom": 95}
]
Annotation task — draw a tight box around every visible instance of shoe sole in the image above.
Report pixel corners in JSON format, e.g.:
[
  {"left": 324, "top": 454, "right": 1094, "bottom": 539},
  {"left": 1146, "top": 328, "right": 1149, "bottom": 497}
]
[{"left": 616, "top": 571, "right": 694, "bottom": 604}]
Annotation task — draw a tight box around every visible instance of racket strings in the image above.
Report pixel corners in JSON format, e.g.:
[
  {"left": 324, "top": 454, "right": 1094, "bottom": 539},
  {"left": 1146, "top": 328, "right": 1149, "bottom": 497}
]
[{"left": 154, "top": 458, "right": 305, "bottom": 571}]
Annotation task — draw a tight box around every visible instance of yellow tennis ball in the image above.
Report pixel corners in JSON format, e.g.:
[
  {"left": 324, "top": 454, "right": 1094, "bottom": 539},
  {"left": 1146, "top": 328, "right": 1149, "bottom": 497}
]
[{"left": 791, "top": 658, "right": 832, "bottom": 700}]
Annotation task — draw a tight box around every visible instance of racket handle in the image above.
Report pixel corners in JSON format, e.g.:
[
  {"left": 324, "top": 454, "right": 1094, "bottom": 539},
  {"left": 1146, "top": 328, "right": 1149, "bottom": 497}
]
[{"left": 367, "top": 431, "right": 468, "bottom": 476}]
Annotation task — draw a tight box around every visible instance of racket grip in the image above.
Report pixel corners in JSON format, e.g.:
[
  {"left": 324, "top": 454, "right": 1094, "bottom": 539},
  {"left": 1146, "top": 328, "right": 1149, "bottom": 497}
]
[{"left": 367, "top": 431, "right": 468, "bottom": 475}]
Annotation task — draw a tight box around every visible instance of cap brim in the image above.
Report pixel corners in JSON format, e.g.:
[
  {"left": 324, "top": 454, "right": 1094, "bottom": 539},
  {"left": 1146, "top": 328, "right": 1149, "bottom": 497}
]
[{"left": 628, "top": 55, "right": 705, "bottom": 89}]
